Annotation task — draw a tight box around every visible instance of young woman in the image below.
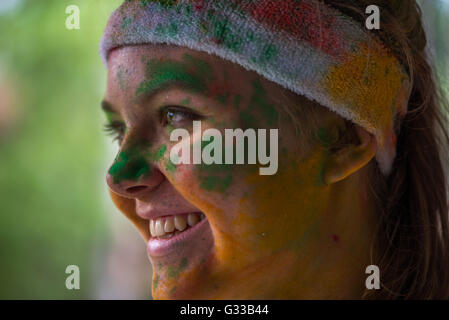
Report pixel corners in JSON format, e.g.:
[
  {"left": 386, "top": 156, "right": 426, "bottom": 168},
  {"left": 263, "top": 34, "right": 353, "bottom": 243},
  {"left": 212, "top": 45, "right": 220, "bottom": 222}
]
[{"left": 100, "top": 0, "right": 449, "bottom": 299}]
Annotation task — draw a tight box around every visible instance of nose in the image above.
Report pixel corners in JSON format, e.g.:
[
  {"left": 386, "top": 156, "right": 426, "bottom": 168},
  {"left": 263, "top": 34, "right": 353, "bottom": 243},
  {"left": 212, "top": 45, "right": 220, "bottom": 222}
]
[{"left": 106, "top": 150, "right": 165, "bottom": 199}]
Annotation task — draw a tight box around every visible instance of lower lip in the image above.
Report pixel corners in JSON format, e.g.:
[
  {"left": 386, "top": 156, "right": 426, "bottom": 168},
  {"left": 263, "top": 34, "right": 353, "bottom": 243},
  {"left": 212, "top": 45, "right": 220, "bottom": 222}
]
[{"left": 147, "top": 216, "right": 210, "bottom": 257}]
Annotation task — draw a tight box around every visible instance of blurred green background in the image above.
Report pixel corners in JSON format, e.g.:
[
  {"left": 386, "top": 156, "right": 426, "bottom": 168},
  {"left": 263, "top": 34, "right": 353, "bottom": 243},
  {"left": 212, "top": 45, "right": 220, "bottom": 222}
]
[
  {"left": 0, "top": 0, "right": 151, "bottom": 299},
  {"left": 0, "top": 0, "right": 447, "bottom": 299}
]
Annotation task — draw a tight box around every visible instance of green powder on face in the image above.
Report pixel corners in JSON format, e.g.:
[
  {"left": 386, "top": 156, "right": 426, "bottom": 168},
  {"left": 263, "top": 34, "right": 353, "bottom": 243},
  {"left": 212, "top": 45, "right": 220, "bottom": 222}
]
[
  {"left": 167, "top": 257, "right": 188, "bottom": 279},
  {"left": 135, "top": 54, "right": 214, "bottom": 99},
  {"left": 136, "top": 62, "right": 205, "bottom": 97},
  {"left": 152, "top": 273, "right": 159, "bottom": 291},
  {"left": 180, "top": 97, "right": 191, "bottom": 105},
  {"left": 181, "top": 53, "right": 214, "bottom": 81},
  {"left": 152, "top": 144, "right": 167, "bottom": 161},
  {"left": 108, "top": 150, "right": 152, "bottom": 184},
  {"left": 239, "top": 110, "right": 257, "bottom": 129},
  {"left": 166, "top": 152, "right": 179, "bottom": 174},
  {"left": 199, "top": 174, "right": 232, "bottom": 193},
  {"left": 117, "top": 65, "right": 129, "bottom": 92},
  {"left": 166, "top": 124, "right": 176, "bottom": 134},
  {"left": 197, "top": 153, "right": 234, "bottom": 193},
  {"left": 217, "top": 92, "right": 230, "bottom": 105},
  {"left": 248, "top": 79, "right": 279, "bottom": 126},
  {"left": 167, "top": 266, "right": 177, "bottom": 278},
  {"left": 316, "top": 127, "right": 339, "bottom": 149},
  {"left": 233, "top": 94, "right": 242, "bottom": 110},
  {"left": 165, "top": 159, "right": 177, "bottom": 173},
  {"left": 179, "top": 257, "right": 187, "bottom": 271},
  {"left": 317, "top": 128, "right": 331, "bottom": 145}
]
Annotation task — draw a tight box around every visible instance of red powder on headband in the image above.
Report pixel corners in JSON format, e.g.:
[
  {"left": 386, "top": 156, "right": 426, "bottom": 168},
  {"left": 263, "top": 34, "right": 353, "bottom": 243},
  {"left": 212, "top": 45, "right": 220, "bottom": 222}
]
[{"left": 246, "top": 0, "right": 345, "bottom": 57}]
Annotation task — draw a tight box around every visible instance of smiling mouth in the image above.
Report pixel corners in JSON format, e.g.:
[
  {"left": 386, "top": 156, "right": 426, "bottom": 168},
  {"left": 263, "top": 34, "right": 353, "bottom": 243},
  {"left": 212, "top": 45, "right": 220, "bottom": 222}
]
[{"left": 149, "top": 212, "right": 206, "bottom": 240}]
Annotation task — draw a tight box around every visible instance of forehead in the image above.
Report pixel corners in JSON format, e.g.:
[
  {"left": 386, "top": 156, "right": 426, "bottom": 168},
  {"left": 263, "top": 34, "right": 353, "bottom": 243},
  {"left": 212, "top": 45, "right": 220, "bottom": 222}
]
[
  {"left": 107, "top": 44, "right": 250, "bottom": 88},
  {"left": 105, "top": 44, "right": 277, "bottom": 106}
]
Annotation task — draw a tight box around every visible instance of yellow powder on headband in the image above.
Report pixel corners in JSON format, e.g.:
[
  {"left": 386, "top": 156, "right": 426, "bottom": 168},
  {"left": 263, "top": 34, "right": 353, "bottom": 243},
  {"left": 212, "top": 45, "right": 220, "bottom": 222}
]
[{"left": 323, "top": 43, "right": 408, "bottom": 141}]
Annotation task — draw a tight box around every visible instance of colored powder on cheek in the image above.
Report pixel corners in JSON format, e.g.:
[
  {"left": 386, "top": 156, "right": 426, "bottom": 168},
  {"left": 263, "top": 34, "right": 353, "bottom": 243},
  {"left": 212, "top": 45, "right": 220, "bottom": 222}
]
[
  {"left": 166, "top": 124, "right": 176, "bottom": 134},
  {"left": 332, "top": 234, "right": 340, "bottom": 243},
  {"left": 197, "top": 165, "right": 233, "bottom": 194},
  {"left": 200, "top": 174, "right": 232, "bottom": 193},
  {"left": 152, "top": 144, "right": 167, "bottom": 161},
  {"left": 196, "top": 137, "right": 236, "bottom": 193},
  {"left": 237, "top": 151, "right": 326, "bottom": 252},
  {"left": 165, "top": 158, "right": 177, "bottom": 173}
]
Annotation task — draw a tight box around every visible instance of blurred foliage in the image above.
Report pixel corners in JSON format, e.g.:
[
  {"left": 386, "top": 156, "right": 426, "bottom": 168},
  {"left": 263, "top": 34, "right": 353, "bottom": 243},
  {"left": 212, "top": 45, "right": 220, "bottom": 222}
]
[
  {"left": 0, "top": 0, "right": 121, "bottom": 299},
  {"left": 418, "top": 0, "right": 449, "bottom": 96}
]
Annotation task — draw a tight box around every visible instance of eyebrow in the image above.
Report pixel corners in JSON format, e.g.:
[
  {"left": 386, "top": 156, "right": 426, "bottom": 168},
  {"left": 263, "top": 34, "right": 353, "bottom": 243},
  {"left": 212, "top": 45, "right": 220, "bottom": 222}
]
[
  {"left": 101, "top": 62, "right": 212, "bottom": 113},
  {"left": 135, "top": 80, "right": 205, "bottom": 107},
  {"left": 134, "top": 64, "right": 209, "bottom": 104}
]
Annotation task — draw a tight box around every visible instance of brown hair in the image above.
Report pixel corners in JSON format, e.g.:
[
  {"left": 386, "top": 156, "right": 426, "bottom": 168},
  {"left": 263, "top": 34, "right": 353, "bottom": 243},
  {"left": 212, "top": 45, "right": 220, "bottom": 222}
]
[{"left": 320, "top": 0, "right": 449, "bottom": 299}]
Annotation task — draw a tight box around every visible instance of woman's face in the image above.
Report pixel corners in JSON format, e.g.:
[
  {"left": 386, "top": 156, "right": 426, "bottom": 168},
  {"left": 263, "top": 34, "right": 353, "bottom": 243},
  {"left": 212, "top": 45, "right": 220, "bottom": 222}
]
[{"left": 103, "top": 45, "right": 370, "bottom": 299}]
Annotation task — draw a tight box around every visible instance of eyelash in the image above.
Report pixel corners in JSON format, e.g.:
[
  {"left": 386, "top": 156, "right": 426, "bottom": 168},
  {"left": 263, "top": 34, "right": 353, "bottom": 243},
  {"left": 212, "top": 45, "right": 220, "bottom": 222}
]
[
  {"left": 104, "top": 121, "right": 126, "bottom": 143},
  {"left": 103, "top": 106, "right": 204, "bottom": 142}
]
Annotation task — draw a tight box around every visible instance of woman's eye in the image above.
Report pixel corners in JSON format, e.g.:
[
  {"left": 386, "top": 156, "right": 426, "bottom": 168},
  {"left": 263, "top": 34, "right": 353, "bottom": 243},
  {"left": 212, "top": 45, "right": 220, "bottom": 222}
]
[
  {"left": 104, "top": 121, "right": 126, "bottom": 144},
  {"left": 162, "top": 107, "right": 203, "bottom": 127}
]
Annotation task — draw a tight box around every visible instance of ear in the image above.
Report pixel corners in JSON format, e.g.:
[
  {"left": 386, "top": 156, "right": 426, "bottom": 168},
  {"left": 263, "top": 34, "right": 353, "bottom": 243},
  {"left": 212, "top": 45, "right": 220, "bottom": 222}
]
[
  {"left": 109, "top": 189, "right": 149, "bottom": 242},
  {"left": 322, "top": 126, "right": 377, "bottom": 185}
]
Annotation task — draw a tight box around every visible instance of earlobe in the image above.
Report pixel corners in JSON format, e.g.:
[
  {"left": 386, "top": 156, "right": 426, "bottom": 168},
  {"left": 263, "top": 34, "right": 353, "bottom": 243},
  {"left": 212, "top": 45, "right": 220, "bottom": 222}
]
[
  {"left": 322, "top": 126, "right": 377, "bottom": 185},
  {"left": 109, "top": 189, "right": 149, "bottom": 242}
]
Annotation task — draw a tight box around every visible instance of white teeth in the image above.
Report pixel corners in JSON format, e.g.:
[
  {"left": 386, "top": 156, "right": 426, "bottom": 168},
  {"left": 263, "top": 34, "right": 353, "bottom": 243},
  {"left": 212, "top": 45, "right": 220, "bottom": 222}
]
[
  {"left": 164, "top": 218, "right": 175, "bottom": 233},
  {"left": 150, "top": 220, "right": 156, "bottom": 237},
  {"left": 155, "top": 219, "right": 165, "bottom": 237},
  {"left": 150, "top": 213, "right": 205, "bottom": 238},
  {"left": 174, "top": 215, "right": 187, "bottom": 231},
  {"left": 187, "top": 213, "right": 200, "bottom": 227}
]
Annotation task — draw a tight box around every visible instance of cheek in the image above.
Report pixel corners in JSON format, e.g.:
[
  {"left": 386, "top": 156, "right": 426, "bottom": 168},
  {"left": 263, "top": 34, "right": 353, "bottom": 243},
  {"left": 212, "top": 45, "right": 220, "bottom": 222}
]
[
  {"left": 235, "top": 149, "right": 328, "bottom": 252},
  {"left": 163, "top": 159, "right": 252, "bottom": 232}
]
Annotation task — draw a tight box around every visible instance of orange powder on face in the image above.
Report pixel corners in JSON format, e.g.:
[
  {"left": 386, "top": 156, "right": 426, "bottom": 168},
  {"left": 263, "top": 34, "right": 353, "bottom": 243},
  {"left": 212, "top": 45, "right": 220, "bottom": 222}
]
[{"left": 235, "top": 149, "right": 329, "bottom": 256}]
